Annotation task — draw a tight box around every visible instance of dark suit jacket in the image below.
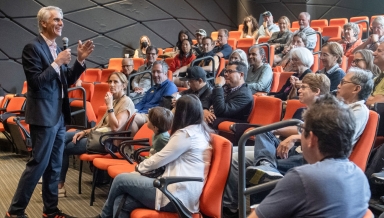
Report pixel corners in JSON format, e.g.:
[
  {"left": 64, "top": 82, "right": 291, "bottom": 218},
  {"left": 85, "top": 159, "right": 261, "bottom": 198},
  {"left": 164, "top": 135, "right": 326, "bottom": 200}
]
[
  {"left": 22, "top": 35, "right": 86, "bottom": 127},
  {"left": 203, "top": 83, "right": 253, "bottom": 121}
]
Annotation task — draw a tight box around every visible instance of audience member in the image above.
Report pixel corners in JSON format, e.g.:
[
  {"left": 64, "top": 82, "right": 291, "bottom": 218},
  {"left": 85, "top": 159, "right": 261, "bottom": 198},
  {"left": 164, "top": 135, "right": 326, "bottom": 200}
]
[
  {"left": 268, "top": 16, "right": 293, "bottom": 54},
  {"left": 271, "top": 47, "right": 313, "bottom": 101},
  {"left": 146, "top": 106, "right": 173, "bottom": 156},
  {"left": 246, "top": 45, "right": 273, "bottom": 94},
  {"left": 89, "top": 95, "right": 213, "bottom": 218},
  {"left": 338, "top": 22, "right": 362, "bottom": 57},
  {"left": 192, "top": 36, "right": 220, "bottom": 77},
  {"left": 193, "top": 29, "right": 207, "bottom": 56},
  {"left": 203, "top": 61, "right": 253, "bottom": 128},
  {"left": 241, "top": 15, "right": 259, "bottom": 40},
  {"left": 171, "top": 39, "right": 196, "bottom": 86},
  {"left": 316, "top": 42, "right": 345, "bottom": 92},
  {"left": 255, "top": 11, "right": 280, "bottom": 42},
  {"left": 352, "top": 49, "right": 381, "bottom": 76},
  {"left": 354, "top": 16, "right": 384, "bottom": 52},
  {"left": 133, "top": 35, "right": 150, "bottom": 59},
  {"left": 177, "top": 66, "right": 212, "bottom": 104},
  {"left": 247, "top": 94, "right": 370, "bottom": 218},
  {"left": 285, "top": 12, "right": 317, "bottom": 51},
  {"left": 213, "top": 29, "right": 233, "bottom": 59},
  {"left": 121, "top": 58, "right": 136, "bottom": 90},
  {"left": 219, "top": 49, "right": 249, "bottom": 77},
  {"left": 131, "top": 46, "right": 158, "bottom": 100},
  {"left": 175, "top": 30, "right": 191, "bottom": 54},
  {"left": 223, "top": 73, "right": 330, "bottom": 218},
  {"left": 132, "top": 60, "right": 177, "bottom": 136},
  {"left": 367, "top": 42, "right": 384, "bottom": 106},
  {"left": 275, "top": 32, "right": 308, "bottom": 70},
  {"left": 60, "top": 72, "right": 135, "bottom": 197}
]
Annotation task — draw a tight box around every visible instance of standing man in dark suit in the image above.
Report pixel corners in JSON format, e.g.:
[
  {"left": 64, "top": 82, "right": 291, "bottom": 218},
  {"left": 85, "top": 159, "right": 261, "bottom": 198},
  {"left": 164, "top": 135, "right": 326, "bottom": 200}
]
[{"left": 5, "top": 6, "right": 94, "bottom": 218}]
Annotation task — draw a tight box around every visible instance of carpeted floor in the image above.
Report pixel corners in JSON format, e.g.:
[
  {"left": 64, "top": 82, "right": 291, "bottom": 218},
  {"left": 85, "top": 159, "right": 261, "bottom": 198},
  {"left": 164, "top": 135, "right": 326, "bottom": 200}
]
[{"left": 0, "top": 151, "right": 109, "bottom": 217}]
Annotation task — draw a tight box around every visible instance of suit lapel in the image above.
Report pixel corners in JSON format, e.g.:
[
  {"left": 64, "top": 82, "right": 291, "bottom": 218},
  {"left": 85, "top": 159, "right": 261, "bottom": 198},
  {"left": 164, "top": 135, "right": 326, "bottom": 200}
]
[{"left": 37, "top": 35, "right": 54, "bottom": 63}]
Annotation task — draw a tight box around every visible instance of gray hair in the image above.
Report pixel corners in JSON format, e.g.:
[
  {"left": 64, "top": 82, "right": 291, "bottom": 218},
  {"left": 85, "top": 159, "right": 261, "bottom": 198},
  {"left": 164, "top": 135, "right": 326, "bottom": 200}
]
[
  {"left": 248, "top": 45, "right": 267, "bottom": 64},
  {"left": 152, "top": 60, "right": 168, "bottom": 74},
  {"left": 348, "top": 67, "right": 374, "bottom": 101},
  {"left": 292, "top": 31, "right": 308, "bottom": 47},
  {"left": 353, "top": 49, "right": 381, "bottom": 76},
  {"left": 373, "top": 16, "right": 384, "bottom": 27},
  {"left": 299, "top": 12, "right": 311, "bottom": 21},
  {"left": 37, "top": 6, "right": 63, "bottom": 33},
  {"left": 343, "top": 22, "right": 360, "bottom": 37},
  {"left": 230, "top": 49, "right": 248, "bottom": 66},
  {"left": 290, "top": 47, "right": 314, "bottom": 68},
  {"left": 218, "top": 29, "right": 229, "bottom": 37}
]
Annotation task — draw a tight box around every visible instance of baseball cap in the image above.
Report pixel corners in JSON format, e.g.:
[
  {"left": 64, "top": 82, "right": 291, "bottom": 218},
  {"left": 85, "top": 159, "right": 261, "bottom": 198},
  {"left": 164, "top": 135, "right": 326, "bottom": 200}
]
[
  {"left": 179, "top": 66, "right": 207, "bottom": 81},
  {"left": 195, "top": 29, "right": 207, "bottom": 36},
  {"left": 262, "top": 11, "right": 272, "bottom": 17}
]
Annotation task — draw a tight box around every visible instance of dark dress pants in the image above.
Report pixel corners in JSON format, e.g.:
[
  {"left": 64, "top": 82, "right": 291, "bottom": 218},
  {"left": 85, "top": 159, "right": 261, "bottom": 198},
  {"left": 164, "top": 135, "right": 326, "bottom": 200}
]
[{"left": 8, "top": 114, "right": 65, "bottom": 215}]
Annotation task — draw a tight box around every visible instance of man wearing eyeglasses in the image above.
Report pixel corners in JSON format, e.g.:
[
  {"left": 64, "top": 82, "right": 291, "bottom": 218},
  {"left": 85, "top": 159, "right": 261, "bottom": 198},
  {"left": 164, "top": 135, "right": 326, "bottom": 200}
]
[
  {"left": 354, "top": 16, "right": 384, "bottom": 52},
  {"left": 131, "top": 46, "right": 158, "bottom": 99},
  {"left": 247, "top": 94, "right": 370, "bottom": 218},
  {"left": 121, "top": 58, "right": 137, "bottom": 91},
  {"left": 202, "top": 61, "right": 253, "bottom": 128}
]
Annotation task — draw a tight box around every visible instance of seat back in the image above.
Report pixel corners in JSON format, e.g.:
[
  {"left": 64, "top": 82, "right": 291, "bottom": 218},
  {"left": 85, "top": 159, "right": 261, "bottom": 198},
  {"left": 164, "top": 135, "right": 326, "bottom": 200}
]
[
  {"left": 164, "top": 58, "right": 174, "bottom": 69},
  {"left": 91, "top": 83, "right": 110, "bottom": 118},
  {"left": 5, "top": 97, "right": 26, "bottom": 112},
  {"left": 329, "top": 18, "right": 348, "bottom": 28},
  {"left": 83, "top": 68, "right": 102, "bottom": 83},
  {"left": 238, "top": 24, "right": 244, "bottom": 31},
  {"left": 21, "top": 81, "right": 28, "bottom": 94},
  {"left": 350, "top": 16, "right": 369, "bottom": 32},
  {"left": 349, "top": 110, "right": 378, "bottom": 171},
  {"left": 347, "top": 54, "right": 354, "bottom": 71},
  {"left": 277, "top": 72, "right": 295, "bottom": 91},
  {"left": 248, "top": 96, "right": 282, "bottom": 125},
  {"left": 282, "top": 99, "right": 306, "bottom": 120},
  {"left": 270, "top": 72, "right": 280, "bottom": 93},
  {"left": 217, "top": 58, "right": 226, "bottom": 78},
  {"left": 96, "top": 106, "right": 107, "bottom": 123},
  {"left": 322, "top": 26, "right": 341, "bottom": 39},
  {"left": 311, "top": 53, "right": 319, "bottom": 72},
  {"left": 291, "top": 21, "right": 299, "bottom": 29},
  {"left": 227, "top": 38, "right": 237, "bottom": 50},
  {"left": 258, "top": 36, "right": 270, "bottom": 44},
  {"left": 100, "top": 69, "right": 115, "bottom": 83},
  {"left": 229, "top": 31, "right": 242, "bottom": 40},
  {"left": 311, "top": 19, "right": 328, "bottom": 29},
  {"left": 108, "top": 58, "right": 123, "bottom": 72},
  {"left": 133, "top": 58, "right": 145, "bottom": 70},
  {"left": 1, "top": 94, "right": 14, "bottom": 110},
  {"left": 237, "top": 38, "right": 255, "bottom": 55},
  {"left": 133, "top": 123, "right": 154, "bottom": 151},
  {"left": 199, "top": 134, "right": 232, "bottom": 217},
  {"left": 211, "top": 31, "right": 218, "bottom": 41}
]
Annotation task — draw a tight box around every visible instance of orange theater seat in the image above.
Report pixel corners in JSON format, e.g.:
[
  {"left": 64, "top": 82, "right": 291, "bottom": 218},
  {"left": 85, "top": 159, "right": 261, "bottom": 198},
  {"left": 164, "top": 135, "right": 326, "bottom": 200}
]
[
  {"left": 282, "top": 100, "right": 306, "bottom": 120},
  {"left": 133, "top": 58, "right": 145, "bottom": 71},
  {"left": 229, "top": 31, "right": 242, "bottom": 40},
  {"left": 238, "top": 24, "right": 244, "bottom": 31},
  {"left": 227, "top": 38, "right": 237, "bottom": 50},
  {"left": 329, "top": 18, "right": 348, "bottom": 28},
  {"left": 349, "top": 110, "right": 378, "bottom": 171},
  {"left": 270, "top": 72, "right": 280, "bottom": 93},
  {"left": 323, "top": 26, "right": 342, "bottom": 42},
  {"left": 211, "top": 31, "right": 218, "bottom": 41},
  {"left": 237, "top": 38, "right": 255, "bottom": 55},
  {"left": 258, "top": 36, "right": 270, "bottom": 44},
  {"left": 108, "top": 58, "right": 123, "bottom": 72},
  {"left": 83, "top": 68, "right": 101, "bottom": 83},
  {"left": 311, "top": 19, "right": 328, "bottom": 30},
  {"left": 130, "top": 134, "right": 232, "bottom": 218},
  {"left": 277, "top": 72, "right": 295, "bottom": 92},
  {"left": 21, "top": 81, "right": 27, "bottom": 94},
  {"left": 100, "top": 69, "right": 115, "bottom": 83},
  {"left": 311, "top": 53, "right": 319, "bottom": 72},
  {"left": 350, "top": 16, "right": 369, "bottom": 32},
  {"left": 291, "top": 21, "right": 299, "bottom": 29}
]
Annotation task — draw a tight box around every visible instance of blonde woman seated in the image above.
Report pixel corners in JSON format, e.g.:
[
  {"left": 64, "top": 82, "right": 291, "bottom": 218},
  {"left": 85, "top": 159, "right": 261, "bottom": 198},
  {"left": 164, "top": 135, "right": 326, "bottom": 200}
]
[{"left": 59, "top": 72, "right": 135, "bottom": 196}]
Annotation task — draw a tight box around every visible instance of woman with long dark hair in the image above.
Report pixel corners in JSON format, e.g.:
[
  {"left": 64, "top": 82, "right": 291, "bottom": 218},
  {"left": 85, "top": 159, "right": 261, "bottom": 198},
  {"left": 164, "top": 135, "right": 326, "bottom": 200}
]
[
  {"left": 90, "top": 95, "right": 213, "bottom": 218},
  {"left": 241, "top": 15, "right": 258, "bottom": 40}
]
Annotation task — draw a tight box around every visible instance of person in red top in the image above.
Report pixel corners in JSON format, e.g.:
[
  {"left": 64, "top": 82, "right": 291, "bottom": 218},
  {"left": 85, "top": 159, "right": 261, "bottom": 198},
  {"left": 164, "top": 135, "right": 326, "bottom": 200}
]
[
  {"left": 338, "top": 22, "right": 362, "bottom": 57},
  {"left": 171, "top": 39, "right": 196, "bottom": 87}
]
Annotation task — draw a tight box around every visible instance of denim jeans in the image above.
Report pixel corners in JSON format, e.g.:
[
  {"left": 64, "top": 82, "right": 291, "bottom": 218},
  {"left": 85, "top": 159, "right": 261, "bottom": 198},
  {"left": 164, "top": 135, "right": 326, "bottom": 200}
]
[{"left": 60, "top": 130, "right": 87, "bottom": 183}]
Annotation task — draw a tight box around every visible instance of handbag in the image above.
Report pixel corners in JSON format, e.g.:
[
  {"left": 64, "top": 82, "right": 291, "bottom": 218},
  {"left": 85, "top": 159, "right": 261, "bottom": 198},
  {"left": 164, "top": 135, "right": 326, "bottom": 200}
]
[{"left": 86, "top": 128, "right": 114, "bottom": 154}]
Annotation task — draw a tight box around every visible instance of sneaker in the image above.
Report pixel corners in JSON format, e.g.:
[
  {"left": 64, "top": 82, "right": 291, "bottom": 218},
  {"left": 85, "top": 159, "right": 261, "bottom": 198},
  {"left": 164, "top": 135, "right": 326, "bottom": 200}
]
[
  {"left": 371, "top": 169, "right": 384, "bottom": 185},
  {"left": 42, "top": 210, "right": 74, "bottom": 218},
  {"left": 4, "top": 213, "right": 28, "bottom": 218},
  {"left": 246, "top": 161, "right": 283, "bottom": 185},
  {"left": 40, "top": 187, "right": 66, "bottom": 198}
]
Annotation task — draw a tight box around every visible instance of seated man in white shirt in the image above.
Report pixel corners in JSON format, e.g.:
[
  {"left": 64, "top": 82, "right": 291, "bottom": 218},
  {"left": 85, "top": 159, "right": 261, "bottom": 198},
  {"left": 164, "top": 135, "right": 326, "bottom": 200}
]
[{"left": 255, "top": 11, "right": 280, "bottom": 42}]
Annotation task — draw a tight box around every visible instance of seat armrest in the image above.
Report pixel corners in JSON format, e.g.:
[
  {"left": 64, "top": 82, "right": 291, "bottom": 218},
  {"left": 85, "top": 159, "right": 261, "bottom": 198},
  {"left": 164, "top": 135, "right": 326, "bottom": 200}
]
[{"left": 153, "top": 176, "right": 203, "bottom": 218}]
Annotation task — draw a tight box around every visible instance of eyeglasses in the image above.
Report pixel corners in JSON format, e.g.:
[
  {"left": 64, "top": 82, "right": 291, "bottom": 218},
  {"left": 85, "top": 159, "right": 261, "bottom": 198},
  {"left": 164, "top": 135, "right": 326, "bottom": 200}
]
[
  {"left": 299, "top": 85, "right": 310, "bottom": 90},
  {"left": 339, "top": 79, "right": 357, "bottom": 86},
  {"left": 372, "top": 25, "right": 384, "bottom": 30},
  {"left": 296, "top": 123, "right": 308, "bottom": 135},
  {"left": 351, "top": 59, "right": 364, "bottom": 65},
  {"left": 147, "top": 53, "right": 157, "bottom": 56},
  {"left": 224, "top": 69, "right": 240, "bottom": 74}
]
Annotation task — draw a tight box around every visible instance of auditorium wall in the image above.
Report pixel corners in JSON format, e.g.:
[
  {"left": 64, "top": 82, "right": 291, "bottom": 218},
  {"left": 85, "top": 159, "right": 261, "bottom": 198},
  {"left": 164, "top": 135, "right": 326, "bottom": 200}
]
[{"left": 0, "top": 0, "right": 383, "bottom": 93}]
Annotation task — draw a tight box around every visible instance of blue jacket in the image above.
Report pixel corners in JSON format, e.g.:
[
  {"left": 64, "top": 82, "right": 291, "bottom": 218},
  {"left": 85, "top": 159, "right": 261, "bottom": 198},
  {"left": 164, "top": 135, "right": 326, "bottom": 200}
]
[{"left": 135, "top": 79, "right": 177, "bottom": 113}]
